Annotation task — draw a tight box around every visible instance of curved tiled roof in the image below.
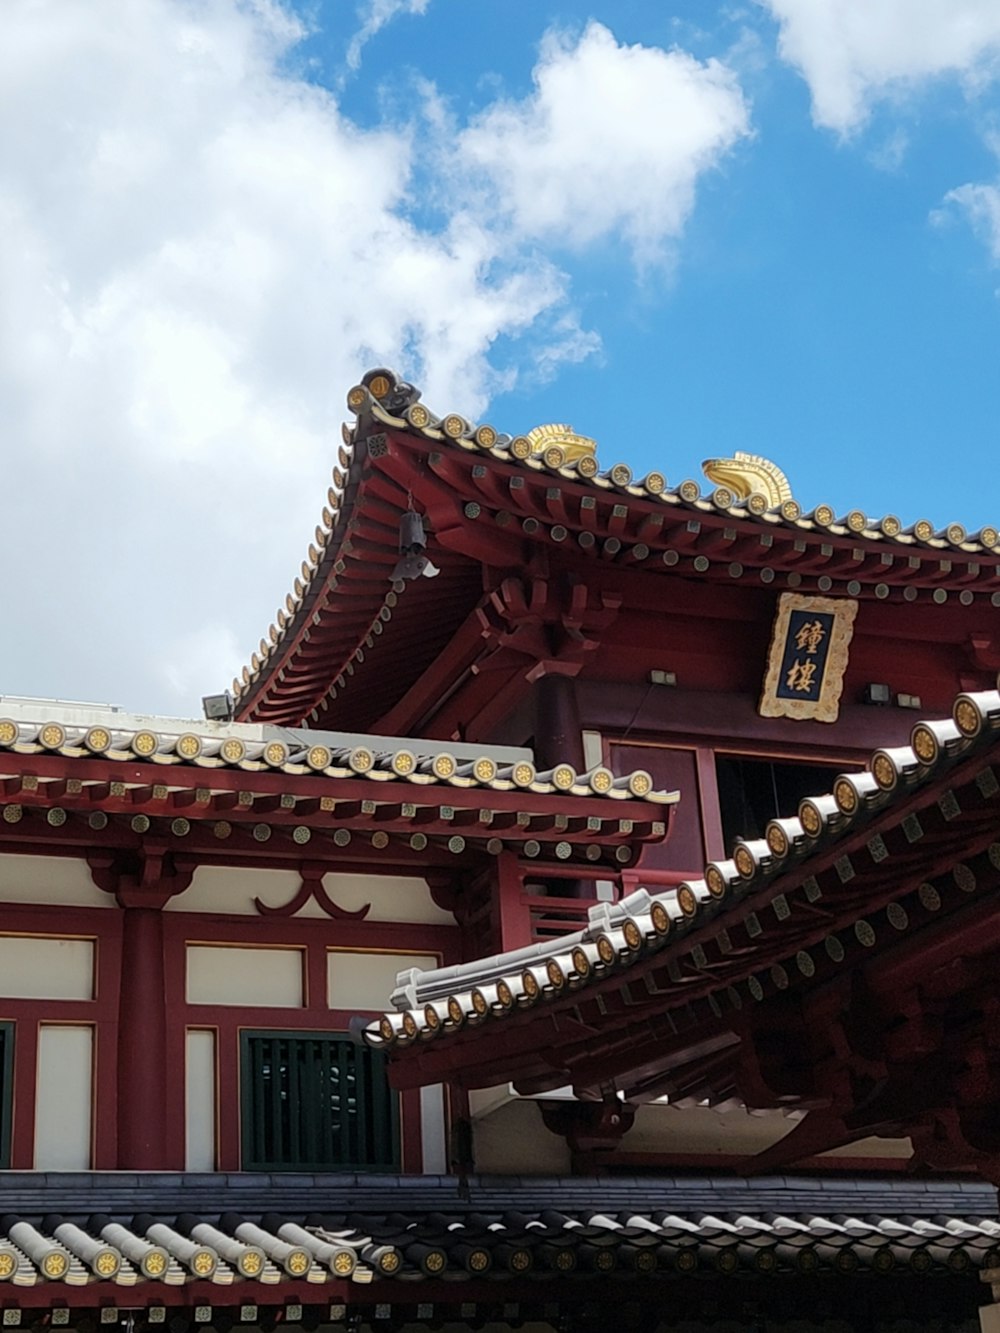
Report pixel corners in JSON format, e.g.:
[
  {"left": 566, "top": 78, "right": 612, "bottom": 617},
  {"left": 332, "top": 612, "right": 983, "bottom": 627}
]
[
  {"left": 233, "top": 367, "right": 1000, "bottom": 726},
  {"left": 344, "top": 373, "right": 998, "bottom": 553},
  {"left": 0, "top": 1202, "right": 994, "bottom": 1291},
  {"left": 0, "top": 713, "right": 668, "bottom": 805},
  {"left": 0, "top": 704, "right": 672, "bottom": 864},
  {"left": 0, "top": 1213, "right": 363, "bottom": 1287},
  {"left": 363, "top": 687, "right": 1000, "bottom": 1054}
]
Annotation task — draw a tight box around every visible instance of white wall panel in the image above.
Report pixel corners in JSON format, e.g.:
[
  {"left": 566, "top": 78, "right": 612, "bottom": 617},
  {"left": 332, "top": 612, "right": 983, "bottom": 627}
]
[
  {"left": 320, "top": 874, "right": 453, "bottom": 924},
  {"left": 0, "top": 937, "right": 94, "bottom": 1000},
  {"left": 171, "top": 867, "right": 452, "bottom": 923},
  {"left": 419, "top": 1084, "right": 448, "bottom": 1174},
  {"left": 472, "top": 1100, "right": 572, "bottom": 1175},
  {"left": 625, "top": 1103, "right": 913, "bottom": 1161},
  {"left": 186, "top": 945, "right": 303, "bottom": 1007},
  {"left": 0, "top": 855, "right": 110, "bottom": 908},
  {"left": 167, "top": 866, "right": 301, "bottom": 915},
  {"left": 581, "top": 729, "right": 604, "bottom": 769},
  {"left": 327, "top": 951, "right": 439, "bottom": 1012},
  {"left": 35, "top": 1026, "right": 92, "bottom": 1169},
  {"left": 185, "top": 1030, "right": 217, "bottom": 1170}
]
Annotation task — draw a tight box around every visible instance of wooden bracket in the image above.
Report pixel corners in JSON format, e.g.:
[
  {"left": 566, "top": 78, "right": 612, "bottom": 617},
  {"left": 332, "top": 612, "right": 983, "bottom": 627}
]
[
  {"left": 540, "top": 1092, "right": 636, "bottom": 1154},
  {"left": 254, "top": 862, "right": 371, "bottom": 919},
  {"left": 86, "top": 846, "right": 194, "bottom": 909}
]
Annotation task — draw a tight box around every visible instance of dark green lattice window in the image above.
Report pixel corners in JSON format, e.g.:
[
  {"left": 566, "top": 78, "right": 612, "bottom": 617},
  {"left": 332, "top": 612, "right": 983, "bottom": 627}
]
[
  {"left": 240, "top": 1031, "right": 399, "bottom": 1172},
  {"left": 0, "top": 1023, "right": 13, "bottom": 1168}
]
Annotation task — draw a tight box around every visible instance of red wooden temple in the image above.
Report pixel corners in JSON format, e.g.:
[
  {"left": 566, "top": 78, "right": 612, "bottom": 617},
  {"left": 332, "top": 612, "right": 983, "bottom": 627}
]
[{"left": 2, "top": 365, "right": 1000, "bottom": 1331}]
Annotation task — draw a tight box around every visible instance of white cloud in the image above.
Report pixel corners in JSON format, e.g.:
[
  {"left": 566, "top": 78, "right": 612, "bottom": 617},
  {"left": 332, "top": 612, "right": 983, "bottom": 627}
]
[
  {"left": 762, "top": 0, "right": 1000, "bottom": 134},
  {"left": 867, "top": 127, "right": 910, "bottom": 173},
  {"left": 0, "top": 3, "right": 749, "bottom": 717},
  {"left": 347, "top": 0, "right": 430, "bottom": 71},
  {"left": 0, "top": 0, "right": 583, "bottom": 714},
  {"left": 457, "top": 22, "right": 751, "bottom": 265},
  {"left": 158, "top": 624, "right": 245, "bottom": 706},
  {"left": 940, "top": 178, "right": 1000, "bottom": 261}
]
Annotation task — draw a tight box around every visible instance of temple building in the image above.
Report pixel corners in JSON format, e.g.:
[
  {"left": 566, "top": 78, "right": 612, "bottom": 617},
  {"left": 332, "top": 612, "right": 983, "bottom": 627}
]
[{"left": 2, "top": 365, "right": 1000, "bottom": 1332}]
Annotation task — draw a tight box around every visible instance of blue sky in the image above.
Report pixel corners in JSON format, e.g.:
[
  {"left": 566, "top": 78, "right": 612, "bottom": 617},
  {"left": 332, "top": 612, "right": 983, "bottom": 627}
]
[
  {"left": 4, "top": 0, "right": 1000, "bottom": 714},
  {"left": 337, "top": 0, "right": 1000, "bottom": 526}
]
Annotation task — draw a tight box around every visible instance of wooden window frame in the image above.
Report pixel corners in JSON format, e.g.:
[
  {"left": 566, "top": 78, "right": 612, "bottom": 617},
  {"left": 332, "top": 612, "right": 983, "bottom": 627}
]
[
  {"left": 239, "top": 1028, "right": 400, "bottom": 1173},
  {"left": 0, "top": 1022, "right": 12, "bottom": 1169}
]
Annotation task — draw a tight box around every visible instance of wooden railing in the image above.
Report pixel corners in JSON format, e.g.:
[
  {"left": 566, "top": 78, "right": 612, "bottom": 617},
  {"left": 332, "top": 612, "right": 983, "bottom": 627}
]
[
  {"left": 523, "top": 869, "right": 699, "bottom": 942},
  {"left": 525, "top": 892, "right": 605, "bottom": 940}
]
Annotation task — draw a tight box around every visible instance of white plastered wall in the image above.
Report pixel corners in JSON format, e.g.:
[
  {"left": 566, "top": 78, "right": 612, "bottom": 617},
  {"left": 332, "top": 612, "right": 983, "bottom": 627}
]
[
  {"left": 419, "top": 1084, "right": 448, "bottom": 1174},
  {"left": 581, "top": 730, "right": 604, "bottom": 769},
  {"left": 169, "top": 866, "right": 452, "bottom": 923},
  {"left": 0, "top": 855, "right": 110, "bottom": 907},
  {"left": 186, "top": 945, "right": 304, "bottom": 1007},
  {"left": 321, "top": 873, "right": 454, "bottom": 923},
  {"left": 34, "top": 1026, "right": 92, "bottom": 1169},
  {"left": 623, "top": 1103, "right": 912, "bottom": 1160},
  {"left": 0, "top": 937, "right": 94, "bottom": 1000},
  {"left": 185, "top": 1030, "right": 217, "bottom": 1170},
  {"left": 471, "top": 1099, "right": 573, "bottom": 1175},
  {"left": 327, "top": 951, "right": 439, "bottom": 1011},
  {"left": 470, "top": 1095, "right": 912, "bottom": 1171}
]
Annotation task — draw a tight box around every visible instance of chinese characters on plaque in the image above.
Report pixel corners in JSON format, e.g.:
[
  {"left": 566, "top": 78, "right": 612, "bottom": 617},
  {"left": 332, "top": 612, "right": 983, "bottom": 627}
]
[{"left": 759, "top": 593, "right": 858, "bottom": 723}]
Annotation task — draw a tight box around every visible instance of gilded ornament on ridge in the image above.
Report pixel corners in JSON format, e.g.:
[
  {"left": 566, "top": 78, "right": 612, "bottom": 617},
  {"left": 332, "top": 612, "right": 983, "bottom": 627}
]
[
  {"left": 524, "top": 423, "right": 597, "bottom": 464},
  {"left": 701, "top": 451, "right": 791, "bottom": 509}
]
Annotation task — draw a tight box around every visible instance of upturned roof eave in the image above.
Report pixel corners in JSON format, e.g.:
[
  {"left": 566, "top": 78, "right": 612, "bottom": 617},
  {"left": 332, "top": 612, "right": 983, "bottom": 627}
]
[
  {"left": 232, "top": 371, "right": 1000, "bottom": 728},
  {"left": 363, "top": 688, "right": 1000, "bottom": 1088},
  {"left": 0, "top": 703, "right": 675, "bottom": 867}
]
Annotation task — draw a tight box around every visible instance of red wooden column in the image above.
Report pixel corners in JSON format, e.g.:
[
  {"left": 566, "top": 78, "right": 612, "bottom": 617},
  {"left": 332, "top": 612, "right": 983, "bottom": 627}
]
[
  {"left": 532, "top": 671, "right": 588, "bottom": 898},
  {"left": 89, "top": 850, "right": 191, "bottom": 1170},
  {"left": 495, "top": 851, "right": 532, "bottom": 951},
  {"left": 116, "top": 898, "right": 172, "bottom": 1169},
  {"left": 533, "top": 671, "right": 586, "bottom": 771}
]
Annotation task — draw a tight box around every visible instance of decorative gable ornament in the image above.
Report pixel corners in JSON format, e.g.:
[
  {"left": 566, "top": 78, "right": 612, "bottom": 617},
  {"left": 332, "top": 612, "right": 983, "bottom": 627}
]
[
  {"left": 524, "top": 423, "right": 598, "bottom": 467},
  {"left": 702, "top": 451, "right": 792, "bottom": 510}
]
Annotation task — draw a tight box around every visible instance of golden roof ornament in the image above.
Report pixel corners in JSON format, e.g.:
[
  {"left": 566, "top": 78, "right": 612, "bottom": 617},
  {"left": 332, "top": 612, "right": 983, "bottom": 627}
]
[
  {"left": 525, "top": 423, "right": 597, "bottom": 465},
  {"left": 701, "top": 451, "right": 792, "bottom": 510}
]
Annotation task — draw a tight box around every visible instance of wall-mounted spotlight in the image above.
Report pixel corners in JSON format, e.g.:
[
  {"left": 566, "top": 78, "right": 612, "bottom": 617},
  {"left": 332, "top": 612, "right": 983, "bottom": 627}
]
[
  {"left": 862, "top": 683, "right": 891, "bottom": 706},
  {"left": 202, "top": 691, "right": 235, "bottom": 721},
  {"left": 392, "top": 509, "right": 439, "bottom": 582}
]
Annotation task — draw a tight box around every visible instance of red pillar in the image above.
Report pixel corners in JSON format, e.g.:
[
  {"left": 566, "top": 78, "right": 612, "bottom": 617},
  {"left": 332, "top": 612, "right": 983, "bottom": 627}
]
[
  {"left": 533, "top": 672, "right": 586, "bottom": 771},
  {"left": 495, "top": 851, "right": 532, "bottom": 951},
  {"left": 532, "top": 672, "right": 588, "bottom": 898},
  {"left": 117, "top": 904, "right": 170, "bottom": 1169}
]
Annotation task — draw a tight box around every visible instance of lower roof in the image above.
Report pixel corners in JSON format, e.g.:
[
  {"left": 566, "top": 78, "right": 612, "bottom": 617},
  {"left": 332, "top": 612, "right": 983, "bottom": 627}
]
[
  {"left": 363, "top": 686, "right": 1000, "bottom": 1077},
  {"left": 2, "top": 1168, "right": 994, "bottom": 1220},
  {"left": 0, "top": 700, "right": 672, "bottom": 867},
  {"left": 0, "top": 699, "right": 666, "bottom": 806},
  {"left": 0, "top": 1173, "right": 995, "bottom": 1293}
]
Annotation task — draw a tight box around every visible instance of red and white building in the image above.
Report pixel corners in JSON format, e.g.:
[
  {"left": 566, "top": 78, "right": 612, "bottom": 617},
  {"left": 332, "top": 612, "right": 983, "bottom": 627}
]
[{"left": 2, "top": 366, "right": 1000, "bottom": 1331}]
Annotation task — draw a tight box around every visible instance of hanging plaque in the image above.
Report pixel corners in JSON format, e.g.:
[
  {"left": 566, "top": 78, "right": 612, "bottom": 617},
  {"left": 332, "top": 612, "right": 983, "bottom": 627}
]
[{"left": 759, "top": 593, "right": 858, "bottom": 723}]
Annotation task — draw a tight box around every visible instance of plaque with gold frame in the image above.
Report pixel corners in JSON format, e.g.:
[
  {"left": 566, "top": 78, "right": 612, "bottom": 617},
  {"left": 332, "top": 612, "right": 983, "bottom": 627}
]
[{"left": 759, "top": 593, "right": 858, "bottom": 723}]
